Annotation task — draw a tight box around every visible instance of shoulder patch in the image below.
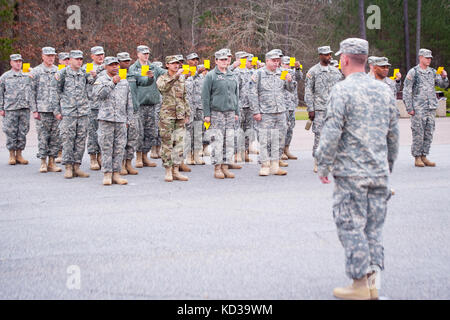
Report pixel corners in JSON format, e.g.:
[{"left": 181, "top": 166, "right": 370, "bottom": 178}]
[
  {"left": 251, "top": 74, "right": 257, "bottom": 82},
  {"left": 54, "top": 73, "right": 60, "bottom": 81},
  {"left": 306, "top": 73, "right": 312, "bottom": 79},
  {"left": 406, "top": 75, "right": 412, "bottom": 81}
]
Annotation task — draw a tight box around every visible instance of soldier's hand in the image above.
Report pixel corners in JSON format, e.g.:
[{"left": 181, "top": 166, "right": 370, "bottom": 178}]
[
  {"left": 146, "top": 70, "right": 154, "bottom": 78},
  {"left": 286, "top": 73, "right": 292, "bottom": 82},
  {"left": 295, "top": 61, "right": 301, "bottom": 69},
  {"left": 176, "top": 68, "right": 184, "bottom": 78},
  {"left": 441, "top": 69, "right": 447, "bottom": 78},
  {"left": 184, "top": 117, "right": 190, "bottom": 124},
  {"left": 197, "top": 66, "right": 206, "bottom": 74},
  {"left": 0, "top": 110, "right": 5, "bottom": 117},
  {"left": 308, "top": 111, "right": 315, "bottom": 121},
  {"left": 33, "top": 112, "right": 41, "bottom": 120},
  {"left": 90, "top": 70, "right": 97, "bottom": 78},
  {"left": 235, "top": 115, "right": 239, "bottom": 121},
  {"left": 319, "top": 176, "right": 331, "bottom": 184},
  {"left": 204, "top": 116, "right": 211, "bottom": 123},
  {"left": 55, "top": 114, "right": 63, "bottom": 120},
  {"left": 253, "top": 113, "right": 262, "bottom": 121},
  {"left": 408, "top": 110, "right": 415, "bottom": 116},
  {"left": 395, "top": 72, "right": 402, "bottom": 80},
  {"left": 112, "top": 75, "right": 121, "bottom": 84},
  {"left": 232, "top": 60, "right": 240, "bottom": 69}
]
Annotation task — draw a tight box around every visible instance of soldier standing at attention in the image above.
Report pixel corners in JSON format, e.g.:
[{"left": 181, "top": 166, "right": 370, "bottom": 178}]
[
  {"left": 54, "top": 52, "right": 70, "bottom": 163},
  {"left": 93, "top": 57, "right": 133, "bottom": 186},
  {"left": 249, "top": 49, "right": 294, "bottom": 176},
  {"left": 30, "top": 47, "right": 61, "bottom": 173},
  {"left": 202, "top": 49, "right": 239, "bottom": 179},
  {"left": 316, "top": 38, "right": 400, "bottom": 300},
  {"left": 52, "top": 50, "right": 92, "bottom": 179},
  {"left": 0, "top": 54, "right": 33, "bottom": 165},
  {"left": 370, "top": 57, "right": 402, "bottom": 98},
  {"left": 403, "top": 48, "right": 448, "bottom": 167},
  {"left": 156, "top": 55, "right": 190, "bottom": 182},
  {"left": 305, "top": 46, "right": 343, "bottom": 173},
  {"left": 84, "top": 46, "right": 105, "bottom": 171}
]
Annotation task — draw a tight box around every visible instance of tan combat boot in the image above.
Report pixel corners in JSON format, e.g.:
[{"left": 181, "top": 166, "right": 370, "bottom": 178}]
[
  {"left": 142, "top": 152, "right": 157, "bottom": 167},
  {"left": 245, "top": 150, "right": 252, "bottom": 162},
  {"left": 279, "top": 159, "right": 289, "bottom": 167},
  {"left": 120, "top": 160, "right": 128, "bottom": 175},
  {"left": 64, "top": 164, "right": 73, "bottom": 179},
  {"left": 73, "top": 164, "right": 90, "bottom": 178},
  {"left": 39, "top": 158, "right": 48, "bottom": 173},
  {"left": 270, "top": 160, "right": 287, "bottom": 175},
  {"left": 194, "top": 150, "right": 205, "bottom": 165},
  {"left": 313, "top": 159, "right": 318, "bottom": 173},
  {"left": 103, "top": 172, "right": 112, "bottom": 186},
  {"left": 415, "top": 156, "right": 425, "bottom": 167},
  {"left": 164, "top": 166, "right": 173, "bottom": 182},
  {"left": 221, "top": 164, "right": 235, "bottom": 179},
  {"left": 367, "top": 271, "right": 379, "bottom": 300},
  {"left": 228, "top": 163, "right": 242, "bottom": 169},
  {"left": 214, "top": 164, "right": 225, "bottom": 179},
  {"left": 112, "top": 172, "right": 127, "bottom": 185},
  {"left": 15, "top": 150, "right": 28, "bottom": 165},
  {"left": 186, "top": 152, "right": 195, "bottom": 165},
  {"left": 333, "top": 276, "right": 371, "bottom": 300},
  {"left": 55, "top": 150, "right": 62, "bottom": 163},
  {"left": 47, "top": 156, "right": 62, "bottom": 172},
  {"left": 179, "top": 162, "right": 191, "bottom": 172},
  {"left": 281, "top": 152, "right": 288, "bottom": 160},
  {"left": 90, "top": 154, "right": 100, "bottom": 170},
  {"left": 8, "top": 150, "right": 16, "bottom": 165},
  {"left": 172, "top": 165, "right": 188, "bottom": 181},
  {"left": 235, "top": 152, "right": 243, "bottom": 164},
  {"left": 150, "top": 146, "right": 159, "bottom": 159},
  {"left": 284, "top": 146, "right": 298, "bottom": 160},
  {"left": 135, "top": 152, "right": 144, "bottom": 168},
  {"left": 421, "top": 156, "right": 435, "bottom": 167},
  {"left": 125, "top": 159, "right": 138, "bottom": 175},
  {"left": 156, "top": 145, "right": 161, "bottom": 158},
  {"left": 259, "top": 162, "right": 270, "bottom": 176},
  {"left": 203, "top": 144, "right": 210, "bottom": 156},
  {"left": 97, "top": 153, "right": 102, "bottom": 168}
]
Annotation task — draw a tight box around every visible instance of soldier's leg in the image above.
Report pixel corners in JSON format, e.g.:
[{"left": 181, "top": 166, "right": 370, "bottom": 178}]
[
  {"left": 277, "top": 112, "right": 287, "bottom": 160},
  {"left": 184, "top": 120, "right": 193, "bottom": 158},
  {"left": 257, "top": 114, "right": 270, "bottom": 164},
  {"left": 47, "top": 114, "right": 61, "bottom": 158},
  {"left": 155, "top": 103, "right": 162, "bottom": 147},
  {"left": 173, "top": 120, "right": 186, "bottom": 166},
  {"left": 125, "top": 113, "right": 139, "bottom": 160},
  {"left": 73, "top": 116, "right": 89, "bottom": 165},
  {"left": 2, "top": 110, "right": 19, "bottom": 150},
  {"left": 159, "top": 117, "right": 175, "bottom": 168},
  {"left": 60, "top": 116, "right": 77, "bottom": 165},
  {"left": 136, "top": 108, "right": 144, "bottom": 152},
  {"left": 87, "top": 109, "right": 100, "bottom": 155},
  {"left": 210, "top": 111, "right": 225, "bottom": 166},
  {"left": 422, "top": 110, "right": 436, "bottom": 156},
  {"left": 312, "top": 111, "right": 325, "bottom": 158},
  {"left": 194, "top": 109, "right": 204, "bottom": 152},
  {"left": 333, "top": 176, "right": 371, "bottom": 280},
  {"left": 112, "top": 122, "right": 127, "bottom": 173},
  {"left": 285, "top": 109, "right": 295, "bottom": 147},
  {"left": 141, "top": 105, "right": 152, "bottom": 154},
  {"left": 35, "top": 113, "right": 51, "bottom": 159},
  {"left": 410, "top": 112, "right": 425, "bottom": 157},
  {"left": 16, "top": 109, "right": 30, "bottom": 151},
  {"left": 98, "top": 120, "right": 113, "bottom": 173},
  {"left": 224, "top": 111, "right": 235, "bottom": 165}
]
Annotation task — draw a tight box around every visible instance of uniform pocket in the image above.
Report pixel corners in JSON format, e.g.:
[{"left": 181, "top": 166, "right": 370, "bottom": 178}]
[{"left": 333, "top": 193, "right": 355, "bottom": 230}]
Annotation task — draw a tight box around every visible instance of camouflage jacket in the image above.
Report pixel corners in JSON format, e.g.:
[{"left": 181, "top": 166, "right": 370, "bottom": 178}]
[
  {"left": 186, "top": 72, "right": 204, "bottom": 111},
  {"left": 368, "top": 73, "right": 401, "bottom": 99},
  {"left": 30, "top": 63, "right": 58, "bottom": 113},
  {"left": 156, "top": 73, "right": 190, "bottom": 120},
  {"left": 92, "top": 73, "right": 134, "bottom": 124},
  {"left": 128, "top": 60, "right": 166, "bottom": 108},
  {"left": 0, "top": 69, "right": 34, "bottom": 111},
  {"left": 403, "top": 65, "right": 449, "bottom": 113},
  {"left": 248, "top": 67, "right": 295, "bottom": 114},
  {"left": 52, "top": 66, "right": 91, "bottom": 117},
  {"left": 305, "top": 63, "right": 343, "bottom": 112},
  {"left": 281, "top": 67, "right": 302, "bottom": 111},
  {"left": 81, "top": 63, "right": 104, "bottom": 109},
  {"left": 316, "top": 72, "right": 399, "bottom": 178},
  {"left": 234, "top": 67, "right": 255, "bottom": 109}
]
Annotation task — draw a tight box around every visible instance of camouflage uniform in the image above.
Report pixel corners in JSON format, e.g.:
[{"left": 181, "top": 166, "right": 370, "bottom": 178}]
[
  {"left": 403, "top": 60, "right": 448, "bottom": 157},
  {"left": 92, "top": 71, "right": 134, "bottom": 173},
  {"left": 185, "top": 71, "right": 205, "bottom": 154},
  {"left": 316, "top": 40, "right": 400, "bottom": 280},
  {"left": 369, "top": 57, "right": 402, "bottom": 99},
  {"left": 30, "top": 63, "right": 60, "bottom": 158},
  {"left": 156, "top": 70, "right": 190, "bottom": 167},
  {"left": 124, "top": 72, "right": 140, "bottom": 160},
  {"left": 0, "top": 69, "right": 33, "bottom": 151},
  {"left": 281, "top": 66, "right": 302, "bottom": 147},
  {"left": 305, "top": 62, "right": 343, "bottom": 158},
  {"left": 52, "top": 63, "right": 92, "bottom": 165},
  {"left": 249, "top": 66, "right": 294, "bottom": 162}
]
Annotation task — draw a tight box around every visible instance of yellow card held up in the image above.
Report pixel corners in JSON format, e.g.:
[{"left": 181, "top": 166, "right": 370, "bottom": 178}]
[
  {"left": 280, "top": 70, "right": 288, "bottom": 80},
  {"left": 240, "top": 58, "right": 247, "bottom": 69},
  {"left": 204, "top": 60, "right": 210, "bottom": 69},
  {"left": 189, "top": 66, "right": 196, "bottom": 76},
  {"left": 182, "top": 65, "right": 189, "bottom": 75},
  {"left": 289, "top": 57, "right": 295, "bottom": 67},
  {"left": 141, "top": 65, "right": 149, "bottom": 76},
  {"left": 204, "top": 122, "right": 210, "bottom": 130},
  {"left": 119, "top": 69, "right": 127, "bottom": 80},
  {"left": 338, "top": 61, "right": 341, "bottom": 70},
  {"left": 86, "top": 63, "right": 93, "bottom": 74},
  {"left": 300, "top": 64, "right": 303, "bottom": 70},
  {"left": 437, "top": 67, "right": 444, "bottom": 75},
  {"left": 252, "top": 57, "right": 258, "bottom": 66},
  {"left": 22, "top": 63, "right": 30, "bottom": 73},
  {"left": 58, "top": 64, "right": 65, "bottom": 70}
]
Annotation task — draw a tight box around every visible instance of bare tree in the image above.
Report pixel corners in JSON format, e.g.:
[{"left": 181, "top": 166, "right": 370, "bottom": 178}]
[
  {"left": 403, "top": 0, "right": 411, "bottom": 71},
  {"left": 359, "top": 0, "right": 366, "bottom": 39},
  {"left": 415, "top": 0, "right": 421, "bottom": 65}
]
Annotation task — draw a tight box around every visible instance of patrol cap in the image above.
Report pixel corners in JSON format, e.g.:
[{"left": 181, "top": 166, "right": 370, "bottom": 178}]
[
  {"left": 186, "top": 53, "right": 199, "bottom": 60},
  {"left": 221, "top": 48, "right": 232, "bottom": 57},
  {"left": 165, "top": 55, "right": 180, "bottom": 64},
  {"left": 117, "top": 52, "right": 131, "bottom": 61},
  {"left": 175, "top": 54, "right": 185, "bottom": 62},
  {"left": 246, "top": 53, "right": 254, "bottom": 61},
  {"left": 235, "top": 51, "right": 247, "bottom": 59},
  {"left": 104, "top": 56, "right": 119, "bottom": 65},
  {"left": 91, "top": 46, "right": 105, "bottom": 55},
  {"left": 265, "top": 49, "right": 282, "bottom": 60},
  {"left": 335, "top": 38, "right": 369, "bottom": 56},
  {"left": 197, "top": 64, "right": 204, "bottom": 69},
  {"left": 69, "top": 50, "right": 83, "bottom": 59},
  {"left": 152, "top": 61, "right": 163, "bottom": 68},
  {"left": 42, "top": 47, "right": 56, "bottom": 55},
  {"left": 368, "top": 56, "right": 378, "bottom": 65},
  {"left": 318, "top": 46, "right": 333, "bottom": 55},
  {"left": 330, "top": 59, "right": 339, "bottom": 67},
  {"left": 215, "top": 50, "right": 228, "bottom": 60},
  {"left": 281, "top": 56, "right": 291, "bottom": 65},
  {"left": 418, "top": 48, "right": 433, "bottom": 58},
  {"left": 137, "top": 45, "right": 150, "bottom": 54},
  {"left": 10, "top": 54, "right": 23, "bottom": 61},
  {"left": 374, "top": 57, "right": 391, "bottom": 67},
  {"left": 58, "top": 52, "right": 70, "bottom": 60}
]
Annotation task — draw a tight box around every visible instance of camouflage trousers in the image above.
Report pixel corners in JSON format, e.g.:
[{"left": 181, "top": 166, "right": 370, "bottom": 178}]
[
  {"left": 312, "top": 110, "right": 326, "bottom": 158},
  {"left": 333, "top": 176, "right": 389, "bottom": 279},
  {"left": 35, "top": 112, "right": 60, "bottom": 158},
  {"left": 124, "top": 113, "right": 140, "bottom": 160},
  {"left": 138, "top": 104, "right": 160, "bottom": 153},
  {"left": 208, "top": 110, "right": 235, "bottom": 165},
  {"left": 257, "top": 113, "right": 286, "bottom": 163},
  {"left": 2, "top": 108, "right": 30, "bottom": 151},
  {"left": 98, "top": 120, "right": 127, "bottom": 173},
  {"left": 285, "top": 109, "right": 296, "bottom": 147},
  {"left": 159, "top": 117, "right": 185, "bottom": 167},
  {"left": 411, "top": 109, "right": 435, "bottom": 157},
  {"left": 60, "top": 115, "right": 88, "bottom": 165},
  {"left": 239, "top": 107, "right": 255, "bottom": 151},
  {"left": 87, "top": 109, "right": 100, "bottom": 155},
  {"left": 184, "top": 109, "right": 204, "bottom": 155}
]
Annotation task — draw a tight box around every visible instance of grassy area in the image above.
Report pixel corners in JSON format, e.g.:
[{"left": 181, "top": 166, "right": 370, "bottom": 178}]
[{"left": 295, "top": 106, "right": 309, "bottom": 120}]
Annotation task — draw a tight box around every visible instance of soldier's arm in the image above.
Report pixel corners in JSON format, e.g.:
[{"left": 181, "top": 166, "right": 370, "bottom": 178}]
[
  {"left": 304, "top": 71, "right": 315, "bottom": 112},
  {"left": 156, "top": 74, "right": 177, "bottom": 93},
  {"left": 294, "top": 68, "right": 303, "bottom": 81},
  {"left": 248, "top": 74, "right": 260, "bottom": 115},
  {"left": 402, "top": 69, "right": 414, "bottom": 113},
  {"left": 92, "top": 77, "right": 114, "bottom": 101},
  {"left": 235, "top": 80, "right": 240, "bottom": 116},
  {"left": 0, "top": 77, "right": 5, "bottom": 112},
  {"left": 51, "top": 72, "right": 64, "bottom": 116},
  {"left": 395, "top": 79, "right": 402, "bottom": 93},
  {"left": 435, "top": 72, "right": 449, "bottom": 89},
  {"left": 126, "top": 74, "right": 139, "bottom": 112},
  {"left": 316, "top": 87, "right": 345, "bottom": 177},
  {"left": 26, "top": 76, "right": 37, "bottom": 113},
  {"left": 126, "top": 85, "right": 134, "bottom": 125},
  {"left": 29, "top": 69, "right": 38, "bottom": 112},
  {"left": 201, "top": 73, "right": 213, "bottom": 118},
  {"left": 387, "top": 97, "right": 400, "bottom": 173}
]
